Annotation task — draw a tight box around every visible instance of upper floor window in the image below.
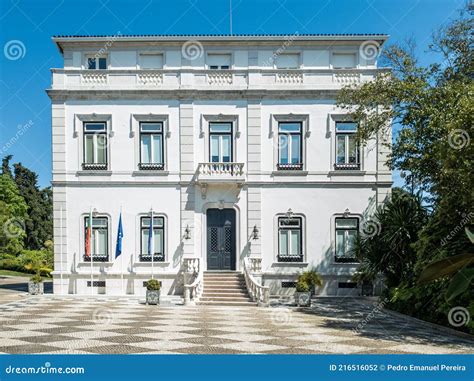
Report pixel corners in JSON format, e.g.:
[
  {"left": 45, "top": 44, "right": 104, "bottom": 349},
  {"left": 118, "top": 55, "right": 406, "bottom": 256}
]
[
  {"left": 275, "top": 53, "right": 300, "bottom": 69},
  {"left": 84, "top": 216, "right": 108, "bottom": 262},
  {"left": 335, "top": 122, "right": 360, "bottom": 170},
  {"left": 139, "top": 53, "right": 164, "bottom": 69},
  {"left": 278, "top": 122, "right": 303, "bottom": 170},
  {"left": 207, "top": 54, "right": 231, "bottom": 70},
  {"left": 83, "top": 122, "right": 107, "bottom": 170},
  {"left": 139, "top": 122, "right": 164, "bottom": 170},
  {"left": 209, "top": 122, "right": 232, "bottom": 163},
  {"left": 140, "top": 216, "right": 165, "bottom": 262},
  {"left": 335, "top": 217, "right": 359, "bottom": 263},
  {"left": 278, "top": 216, "right": 303, "bottom": 262},
  {"left": 86, "top": 55, "right": 107, "bottom": 70},
  {"left": 332, "top": 53, "right": 356, "bottom": 69}
]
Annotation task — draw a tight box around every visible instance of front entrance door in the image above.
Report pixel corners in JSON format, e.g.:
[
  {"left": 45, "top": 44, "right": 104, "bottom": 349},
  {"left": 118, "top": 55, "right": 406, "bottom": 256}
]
[{"left": 206, "top": 208, "right": 236, "bottom": 270}]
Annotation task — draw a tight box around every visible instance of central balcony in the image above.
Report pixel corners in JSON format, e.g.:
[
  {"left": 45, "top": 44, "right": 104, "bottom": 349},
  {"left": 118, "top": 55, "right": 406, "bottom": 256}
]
[{"left": 196, "top": 162, "right": 245, "bottom": 184}]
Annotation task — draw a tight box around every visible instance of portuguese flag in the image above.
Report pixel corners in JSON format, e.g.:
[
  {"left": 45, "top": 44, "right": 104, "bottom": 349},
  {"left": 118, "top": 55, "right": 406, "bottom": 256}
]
[{"left": 85, "top": 208, "right": 93, "bottom": 257}]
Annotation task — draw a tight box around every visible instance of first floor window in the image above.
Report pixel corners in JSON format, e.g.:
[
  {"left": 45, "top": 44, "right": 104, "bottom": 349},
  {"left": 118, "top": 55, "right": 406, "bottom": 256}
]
[
  {"left": 83, "top": 122, "right": 107, "bottom": 170},
  {"left": 335, "top": 217, "right": 359, "bottom": 263},
  {"left": 335, "top": 122, "right": 360, "bottom": 170},
  {"left": 140, "top": 216, "right": 165, "bottom": 261},
  {"left": 139, "top": 122, "right": 164, "bottom": 170},
  {"left": 209, "top": 122, "right": 232, "bottom": 163},
  {"left": 278, "top": 122, "right": 303, "bottom": 170},
  {"left": 84, "top": 217, "right": 108, "bottom": 261},
  {"left": 278, "top": 216, "right": 303, "bottom": 262},
  {"left": 87, "top": 55, "right": 107, "bottom": 70}
]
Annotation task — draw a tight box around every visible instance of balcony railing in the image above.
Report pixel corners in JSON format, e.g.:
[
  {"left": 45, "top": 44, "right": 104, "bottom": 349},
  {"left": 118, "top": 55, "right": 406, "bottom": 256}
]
[
  {"left": 197, "top": 162, "right": 245, "bottom": 183},
  {"left": 82, "top": 163, "right": 108, "bottom": 171},
  {"left": 334, "top": 162, "right": 361, "bottom": 171},
  {"left": 139, "top": 253, "right": 165, "bottom": 262},
  {"left": 51, "top": 68, "right": 389, "bottom": 91},
  {"left": 277, "top": 163, "right": 304, "bottom": 171},
  {"left": 138, "top": 163, "right": 165, "bottom": 171}
]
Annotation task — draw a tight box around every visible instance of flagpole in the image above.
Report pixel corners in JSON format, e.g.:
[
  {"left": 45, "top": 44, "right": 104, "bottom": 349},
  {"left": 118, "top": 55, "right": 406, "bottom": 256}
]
[
  {"left": 60, "top": 205, "right": 63, "bottom": 295},
  {"left": 151, "top": 208, "right": 154, "bottom": 280},
  {"left": 120, "top": 206, "right": 124, "bottom": 295},
  {"left": 90, "top": 206, "right": 93, "bottom": 296}
]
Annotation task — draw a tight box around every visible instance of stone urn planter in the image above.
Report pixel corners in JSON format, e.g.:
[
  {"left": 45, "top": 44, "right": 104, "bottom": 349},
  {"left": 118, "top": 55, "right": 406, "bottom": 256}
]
[
  {"left": 28, "top": 275, "right": 44, "bottom": 295},
  {"left": 294, "top": 291, "right": 311, "bottom": 307},
  {"left": 145, "top": 279, "right": 161, "bottom": 305}
]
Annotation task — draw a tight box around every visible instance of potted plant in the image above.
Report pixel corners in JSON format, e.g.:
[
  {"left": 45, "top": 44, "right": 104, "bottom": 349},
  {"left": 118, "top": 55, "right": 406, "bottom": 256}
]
[
  {"left": 28, "top": 273, "right": 44, "bottom": 295},
  {"left": 299, "top": 269, "right": 323, "bottom": 295},
  {"left": 295, "top": 280, "right": 311, "bottom": 306},
  {"left": 145, "top": 279, "right": 161, "bottom": 305}
]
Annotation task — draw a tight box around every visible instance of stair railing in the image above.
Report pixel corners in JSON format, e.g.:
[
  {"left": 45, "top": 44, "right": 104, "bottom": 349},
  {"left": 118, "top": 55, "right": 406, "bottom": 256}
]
[
  {"left": 243, "top": 257, "right": 270, "bottom": 307},
  {"left": 183, "top": 258, "right": 203, "bottom": 305}
]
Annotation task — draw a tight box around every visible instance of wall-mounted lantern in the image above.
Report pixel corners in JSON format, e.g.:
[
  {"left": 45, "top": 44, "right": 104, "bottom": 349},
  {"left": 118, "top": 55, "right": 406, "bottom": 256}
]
[
  {"left": 184, "top": 225, "right": 191, "bottom": 240},
  {"left": 252, "top": 225, "right": 259, "bottom": 240}
]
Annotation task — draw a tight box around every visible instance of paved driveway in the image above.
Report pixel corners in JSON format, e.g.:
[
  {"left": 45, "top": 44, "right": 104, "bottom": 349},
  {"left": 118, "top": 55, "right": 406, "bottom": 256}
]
[{"left": 0, "top": 296, "right": 472, "bottom": 354}]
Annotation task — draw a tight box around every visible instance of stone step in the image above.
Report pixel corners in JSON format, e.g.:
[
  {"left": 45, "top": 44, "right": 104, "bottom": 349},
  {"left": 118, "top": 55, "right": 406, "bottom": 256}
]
[
  {"left": 203, "top": 275, "right": 244, "bottom": 280},
  {"left": 200, "top": 295, "right": 252, "bottom": 301},
  {"left": 197, "top": 300, "right": 257, "bottom": 307},
  {"left": 202, "top": 289, "right": 249, "bottom": 295},
  {"left": 202, "top": 290, "right": 249, "bottom": 298}
]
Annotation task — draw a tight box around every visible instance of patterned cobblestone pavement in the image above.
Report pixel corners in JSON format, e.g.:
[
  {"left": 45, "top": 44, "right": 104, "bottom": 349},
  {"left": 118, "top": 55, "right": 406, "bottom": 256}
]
[{"left": 0, "top": 297, "right": 472, "bottom": 354}]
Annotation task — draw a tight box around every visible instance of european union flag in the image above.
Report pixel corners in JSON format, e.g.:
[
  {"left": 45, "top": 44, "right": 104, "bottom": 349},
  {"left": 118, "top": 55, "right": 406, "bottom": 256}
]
[{"left": 115, "top": 212, "right": 123, "bottom": 259}]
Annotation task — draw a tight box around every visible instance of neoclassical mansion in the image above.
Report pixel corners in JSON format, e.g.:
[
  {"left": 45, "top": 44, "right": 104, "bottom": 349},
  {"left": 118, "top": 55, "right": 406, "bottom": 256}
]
[{"left": 48, "top": 34, "right": 391, "bottom": 304}]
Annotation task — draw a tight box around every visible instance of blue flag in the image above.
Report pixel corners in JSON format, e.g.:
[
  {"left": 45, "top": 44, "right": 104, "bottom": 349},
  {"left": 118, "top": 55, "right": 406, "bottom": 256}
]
[{"left": 115, "top": 212, "right": 123, "bottom": 258}]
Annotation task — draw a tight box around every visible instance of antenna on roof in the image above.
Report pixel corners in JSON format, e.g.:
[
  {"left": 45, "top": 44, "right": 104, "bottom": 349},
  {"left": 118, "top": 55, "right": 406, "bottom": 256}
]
[{"left": 229, "top": 0, "right": 233, "bottom": 35}]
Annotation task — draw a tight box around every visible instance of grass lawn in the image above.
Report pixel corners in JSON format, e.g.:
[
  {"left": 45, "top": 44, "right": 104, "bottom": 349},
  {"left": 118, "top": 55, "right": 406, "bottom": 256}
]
[{"left": 0, "top": 269, "right": 51, "bottom": 280}]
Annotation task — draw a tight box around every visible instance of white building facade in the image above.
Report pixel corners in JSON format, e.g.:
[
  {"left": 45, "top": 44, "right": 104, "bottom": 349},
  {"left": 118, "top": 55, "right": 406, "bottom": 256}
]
[{"left": 48, "top": 34, "right": 391, "bottom": 301}]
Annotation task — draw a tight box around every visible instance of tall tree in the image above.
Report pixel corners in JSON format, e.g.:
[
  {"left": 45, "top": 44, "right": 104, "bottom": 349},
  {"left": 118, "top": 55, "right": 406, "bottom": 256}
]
[
  {"left": 2, "top": 155, "right": 13, "bottom": 178},
  {"left": 0, "top": 174, "right": 28, "bottom": 254},
  {"left": 13, "top": 163, "right": 53, "bottom": 250}
]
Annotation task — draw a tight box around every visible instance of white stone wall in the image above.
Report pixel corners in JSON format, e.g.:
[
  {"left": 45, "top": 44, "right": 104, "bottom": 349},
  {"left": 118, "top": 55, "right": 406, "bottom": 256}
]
[{"left": 50, "top": 37, "right": 391, "bottom": 297}]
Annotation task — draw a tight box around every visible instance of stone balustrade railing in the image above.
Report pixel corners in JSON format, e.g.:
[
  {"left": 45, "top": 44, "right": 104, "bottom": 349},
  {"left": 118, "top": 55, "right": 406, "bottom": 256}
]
[
  {"left": 247, "top": 257, "right": 262, "bottom": 273},
  {"left": 183, "top": 258, "right": 203, "bottom": 305},
  {"left": 51, "top": 68, "right": 389, "bottom": 91},
  {"left": 243, "top": 257, "right": 269, "bottom": 307},
  {"left": 198, "top": 162, "right": 244, "bottom": 177}
]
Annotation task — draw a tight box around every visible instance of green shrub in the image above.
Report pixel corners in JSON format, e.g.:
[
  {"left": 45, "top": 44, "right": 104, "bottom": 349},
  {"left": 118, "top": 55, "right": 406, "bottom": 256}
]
[
  {"left": 299, "top": 270, "right": 323, "bottom": 288},
  {"left": 30, "top": 274, "right": 43, "bottom": 283},
  {"left": 146, "top": 279, "right": 161, "bottom": 291},
  {"left": 296, "top": 280, "right": 310, "bottom": 292}
]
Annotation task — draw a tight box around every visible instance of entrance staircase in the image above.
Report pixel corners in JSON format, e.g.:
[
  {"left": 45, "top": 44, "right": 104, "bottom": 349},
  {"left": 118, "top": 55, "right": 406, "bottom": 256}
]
[{"left": 197, "top": 271, "right": 257, "bottom": 306}]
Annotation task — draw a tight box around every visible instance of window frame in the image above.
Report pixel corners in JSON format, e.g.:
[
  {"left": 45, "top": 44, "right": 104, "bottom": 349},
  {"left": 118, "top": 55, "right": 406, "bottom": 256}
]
[
  {"left": 331, "top": 52, "right": 358, "bottom": 69},
  {"left": 277, "top": 121, "right": 303, "bottom": 170},
  {"left": 138, "top": 52, "right": 164, "bottom": 70},
  {"left": 208, "top": 122, "right": 233, "bottom": 163},
  {"left": 334, "top": 217, "right": 360, "bottom": 263},
  {"left": 82, "top": 122, "right": 108, "bottom": 170},
  {"left": 274, "top": 52, "right": 301, "bottom": 69},
  {"left": 139, "top": 122, "right": 165, "bottom": 170},
  {"left": 139, "top": 215, "right": 165, "bottom": 262},
  {"left": 334, "top": 121, "right": 360, "bottom": 170},
  {"left": 85, "top": 54, "right": 108, "bottom": 70},
  {"left": 206, "top": 53, "right": 232, "bottom": 70},
  {"left": 83, "top": 216, "right": 109, "bottom": 262},
  {"left": 277, "top": 216, "right": 304, "bottom": 263}
]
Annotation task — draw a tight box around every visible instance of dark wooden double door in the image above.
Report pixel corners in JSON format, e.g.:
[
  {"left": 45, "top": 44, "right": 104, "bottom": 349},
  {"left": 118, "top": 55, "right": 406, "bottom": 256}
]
[{"left": 207, "top": 209, "right": 236, "bottom": 270}]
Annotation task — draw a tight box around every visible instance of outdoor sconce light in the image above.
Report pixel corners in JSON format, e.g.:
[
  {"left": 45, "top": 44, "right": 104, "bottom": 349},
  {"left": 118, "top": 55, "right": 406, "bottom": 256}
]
[
  {"left": 184, "top": 225, "right": 191, "bottom": 240},
  {"left": 92, "top": 208, "right": 98, "bottom": 217},
  {"left": 343, "top": 208, "right": 350, "bottom": 218},
  {"left": 252, "top": 225, "right": 259, "bottom": 240}
]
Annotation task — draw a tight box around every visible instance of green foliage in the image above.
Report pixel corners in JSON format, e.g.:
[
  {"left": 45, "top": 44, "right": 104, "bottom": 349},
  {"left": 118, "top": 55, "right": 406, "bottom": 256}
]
[
  {"left": 13, "top": 163, "right": 53, "bottom": 250},
  {"left": 146, "top": 279, "right": 161, "bottom": 291},
  {"left": 338, "top": 8, "right": 473, "bottom": 333},
  {"left": 0, "top": 250, "right": 53, "bottom": 277},
  {"left": 0, "top": 174, "right": 28, "bottom": 255},
  {"left": 295, "top": 280, "right": 310, "bottom": 292},
  {"left": 298, "top": 270, "right": 323, "bottom": 288},
  {"left": 30, "top": 274, "right": 43, "bottom": 283}
]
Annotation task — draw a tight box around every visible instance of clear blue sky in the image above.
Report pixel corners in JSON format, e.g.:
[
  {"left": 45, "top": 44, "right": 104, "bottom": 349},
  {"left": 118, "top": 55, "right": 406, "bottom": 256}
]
[{"left": 0, "top": 0, "right": 466, "bottom": 188}]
